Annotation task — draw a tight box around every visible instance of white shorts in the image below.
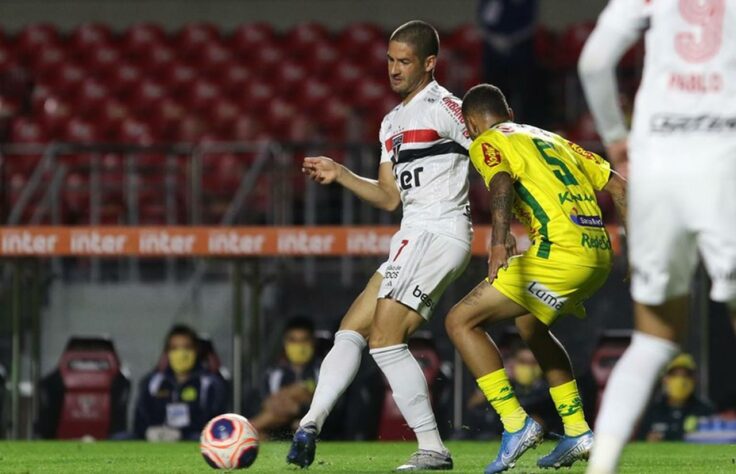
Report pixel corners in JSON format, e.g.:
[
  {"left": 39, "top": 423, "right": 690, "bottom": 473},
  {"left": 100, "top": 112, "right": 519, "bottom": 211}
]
[
  {"left": 628, "top": 149, "right": 736, "bottom": 305},
  {"left": 377, "top": 228, "right": 470, "bottom": 319}
]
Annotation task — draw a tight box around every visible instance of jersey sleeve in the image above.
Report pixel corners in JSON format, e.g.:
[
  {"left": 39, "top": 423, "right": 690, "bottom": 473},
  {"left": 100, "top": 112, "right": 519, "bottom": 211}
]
[
  {"left": 379, "top": 116, "right": 393, "bottom": 164},
  {"left": 469, "top": 133, "right": 515, "bottom": 189},
  {"left": 578, "top": 0, "right": 649, "bottom": 144},
  {"left": 436, "top": 95, "right": 472, "bottom": 149},
  {"left": 566, "top": 140, "right": 612, "bottom": 191}
]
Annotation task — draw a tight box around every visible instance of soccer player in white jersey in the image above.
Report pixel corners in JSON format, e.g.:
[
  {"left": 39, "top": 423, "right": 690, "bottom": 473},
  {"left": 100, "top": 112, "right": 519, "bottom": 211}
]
[
  {"left": 578, "top": 1, "right": 736, "bottom": 472},
  {"left": 286, "top": 20, "right": 472, "bottom": 471}
]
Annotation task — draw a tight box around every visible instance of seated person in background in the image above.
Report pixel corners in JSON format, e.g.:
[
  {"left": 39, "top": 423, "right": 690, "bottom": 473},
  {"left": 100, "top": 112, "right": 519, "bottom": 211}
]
[
  {"left": 466, "top": 341, "right": 559, "bottom": 437},
  {"left": 250, "top": 316, "right": 319, "bottom": 439},
  {"left": 134, "top": 324, "right": 228, "bottom": 441},
  {"left": 638, "top": 353, "right": 714, "bottom": 442}
]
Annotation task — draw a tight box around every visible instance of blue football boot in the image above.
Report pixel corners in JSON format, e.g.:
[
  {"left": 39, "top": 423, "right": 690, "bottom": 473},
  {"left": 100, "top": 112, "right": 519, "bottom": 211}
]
[
  {"left": 286, "top": 423, "right": 318, "bottom": 468},
  {"left": 537, "top": 430, "right": 594, "bottom": 469},
  {"left": 484, "top": 417, "right": 544, "bottom": 474}
]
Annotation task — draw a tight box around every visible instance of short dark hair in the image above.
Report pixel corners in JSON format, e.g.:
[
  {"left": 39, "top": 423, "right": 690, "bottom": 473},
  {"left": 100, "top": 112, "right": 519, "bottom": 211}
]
[
  {"left": 389, "top": 20, "right": 440, "bottom": 61},
  {"left": 284, "top": 315, "right": 315, "bottom": 335},
  {"left": 462, "top": 84, "right": 511, "bottom": 119},
  {"left": 164, "top": 324, "right": 199, "bottom": 351}
]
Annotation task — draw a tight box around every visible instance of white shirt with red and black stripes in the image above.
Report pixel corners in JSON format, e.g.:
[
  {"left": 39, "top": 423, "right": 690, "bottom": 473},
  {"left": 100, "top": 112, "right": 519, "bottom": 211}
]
[{"left": 379, "top": 80, "right": 473, "bottom": 245}]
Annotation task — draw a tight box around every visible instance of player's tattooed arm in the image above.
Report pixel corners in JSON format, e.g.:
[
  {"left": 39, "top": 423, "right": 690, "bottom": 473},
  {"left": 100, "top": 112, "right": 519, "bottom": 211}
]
[
  {"left": 488, "top": 172, "right": 515, "bottom": 281},
  {"left": 604, "top": 170, "right": 627, "bottom": 232}
]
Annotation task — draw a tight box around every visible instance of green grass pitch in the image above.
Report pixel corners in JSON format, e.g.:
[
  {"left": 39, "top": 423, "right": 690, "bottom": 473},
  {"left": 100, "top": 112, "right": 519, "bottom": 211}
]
[{"left": 0, "top": 440, "right": 734, "bottom": 473}]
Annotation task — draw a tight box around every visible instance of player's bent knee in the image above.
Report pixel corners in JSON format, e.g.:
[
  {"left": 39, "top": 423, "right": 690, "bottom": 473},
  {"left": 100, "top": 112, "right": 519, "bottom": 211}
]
[{"left": 445, "top": 305, "right": 473, "bottom": 341}]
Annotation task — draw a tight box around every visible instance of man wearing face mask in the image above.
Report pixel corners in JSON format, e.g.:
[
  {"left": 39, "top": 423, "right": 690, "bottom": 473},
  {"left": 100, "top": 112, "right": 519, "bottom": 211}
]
[
  {"left": 134, "top": 325, "right": 228, "bottom": 441},
  {"left": 250, "top": 317, "right": 320, "bottom": 439},
  {"left": 637, "top": 353, "right": 713, "bottom": 442}
]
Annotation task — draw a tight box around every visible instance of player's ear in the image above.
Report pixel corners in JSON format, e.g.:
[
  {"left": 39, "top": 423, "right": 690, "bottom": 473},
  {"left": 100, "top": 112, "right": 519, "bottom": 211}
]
[
  {"left": 424, "top": 54, "right": 436, "bottom": 74},
  {"left": 508, "top": 108, "right": 515, "bottom": 122}
]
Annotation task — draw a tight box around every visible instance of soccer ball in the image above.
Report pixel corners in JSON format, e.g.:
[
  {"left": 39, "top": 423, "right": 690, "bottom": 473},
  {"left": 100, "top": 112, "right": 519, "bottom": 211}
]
[{"left": 200, "top": 414, "right": 259, "bottom": 469}]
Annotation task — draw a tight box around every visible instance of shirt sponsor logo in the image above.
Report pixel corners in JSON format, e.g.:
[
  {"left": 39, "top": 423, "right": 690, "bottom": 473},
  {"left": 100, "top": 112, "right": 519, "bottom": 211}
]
[
  {"left": 527, "top": 281, "right": 566, "bottom": 310},
  {"left": 481, "top": 142, "right": 502, "bottom": 167},
  {"left": 558, "top": 191, "right": 595, "bottom": 205},
  {"left": 571, "top": 214, "right": 604, "bottom": 228},
  {"left": 581, "top": 233, "right": 611, "bottom": 250},
  {"left": 651, "top": 114, "right": 736, "bottom": 134}
]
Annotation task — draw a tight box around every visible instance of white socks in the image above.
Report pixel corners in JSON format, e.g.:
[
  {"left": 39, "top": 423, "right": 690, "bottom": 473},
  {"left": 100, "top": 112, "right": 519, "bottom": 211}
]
[
  {"left": 370, "top": 344, "right": 447, "bottom": 454},
  {"left": 588, "top": 332, "right": 678, "bottom": 473},
  {"left": 300, "top": 330, "right": 366, "bottom": 433}
]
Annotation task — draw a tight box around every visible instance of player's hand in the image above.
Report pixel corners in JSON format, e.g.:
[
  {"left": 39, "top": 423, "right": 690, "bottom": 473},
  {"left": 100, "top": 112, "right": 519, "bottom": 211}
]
[
  {"left": 302, "top": 156, "right": 343, "bottom": 185},
  {"left": 505, "top": 233, "right": 519, "bottom": 257},
  {"left": 488, "top": 243, "right": 510, "bottom": 281},
  {"left": 605, "top": 139, "right": 629, "bottom": 179}
]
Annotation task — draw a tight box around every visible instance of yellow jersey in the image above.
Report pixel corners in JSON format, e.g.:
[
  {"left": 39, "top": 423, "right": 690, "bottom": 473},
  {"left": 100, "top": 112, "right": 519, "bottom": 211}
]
[{"left": 469, "top": 122, "right": 613, "bottom": 266}]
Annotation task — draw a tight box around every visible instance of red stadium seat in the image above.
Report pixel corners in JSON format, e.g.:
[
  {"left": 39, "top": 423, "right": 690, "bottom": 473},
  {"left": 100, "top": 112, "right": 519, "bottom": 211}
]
[
  {"left": 16, "top": 23, "right": 61, "bottom": 60},
  {"left": 294, "top": 78, "right": 330, "bottom": 114},
  {"left": 95, "top": 99, "right": 130, "bottom": 139},
  {"left": 557, "top": 22, "right": 595, "bottom": 69},
  {"left": 52, "top": 63, "right": 85, "bottom": 98},
  {"left": 230, "top": 23, "right": 277, "bottom": 60},
  {"left": 264, "top": 97, "right": 296, "bottom": 132},
  {"left": 116, "top": 117, "right": 155, "bottom": 145},
  {"left": 174, "top": 114, "right": 207, "bottom": 143},
  {"left": 448, "top": 24, "right": 483, "bottom": 62},
  {"left": 36, "top": 96, "right": 72, "bottom": 139},
  {"left": 121, "top": 23, "right": 168, "bottom": 57},
  {"left": 249, "top": 43, "right": 284, "bottom": 75},
  {"left": 147, "top": 97, "right": 185, "bottom": 141},
  {"left": 27, "top": 44, "right": 66, "bottom": 79},
  {"left": 176, "top": 22, "right": 222, "bottom": 58},
  {"left": 301, "top": 41, "right": 339, "bottom": 77},
  {"left": 284, "top": 22, "right": 330, "bottom": 57},
  {"left": 329, "top": 61, "right": 363, "bottom": 96},
  {"left": 319, "top": 96, "right": 351, "bottom": 140},
  {"left": 76, "top": 78, "right": 110, "bottom": 119},
  {"left": 136, "top": 43, "right": 176, "bottom": 75},
  {"left": 129, "top": 79, "right": 166, "bottom": 116},
  {"left": 108, "top": 62, "right": 141, "bottom": 98},
  {"left": 39, "top": 337, "right": 129, "bottom": 440},
  {"left": 534, "top": 26, "right": 558, "bottom": 68},
  {"left": 234, "top": 79, "right": 275, "bottom": 110},
  {"left": 208, "top": 99, "right": 240, "bottom": 137},
  {"left": 197, "top": 43, "right": 233, "bottom": 77},
  {"left": 232, "top": 114, "right": 266, "bottom": 142},
  {"left": 63, "top": 172, "right": 90, "bottom": 216},
  {"left": 162, "top": 62, "right": 197, "bottom": 98},
  {"left": 337, "top": 23, "right": 384, "bottom": 60},
  {"left": 286, "top": 114, "right": 319, "bottom": 142},
  {"left": 184, "top": 79, "right": 221, "bottom": 113},
  {"left": 9, "top": 116, "right": 47, "bottom": 144},
  {"left": 217, "top": 63, "right": 252, "bottom": 97},
  {"left": 63, "top": 117, "right": 100, "bottom": 144},
  {"left": 273, "top": 60, "right": 307, "bottom": 96},
  {"left": 83, "top": 45, "right": 121, "bottom": 79},
  {"left": 69, "top": 23, "right": 114, "bottom": 55}
]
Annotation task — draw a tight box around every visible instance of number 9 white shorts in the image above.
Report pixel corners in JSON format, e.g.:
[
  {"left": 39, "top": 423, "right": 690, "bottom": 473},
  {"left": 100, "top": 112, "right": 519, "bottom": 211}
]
[
  {"left": 628, "top": 150, "right": 736, "bottom": 305},
  {"left": 376, "top": 228, "right": 471, "bottom": 320}
]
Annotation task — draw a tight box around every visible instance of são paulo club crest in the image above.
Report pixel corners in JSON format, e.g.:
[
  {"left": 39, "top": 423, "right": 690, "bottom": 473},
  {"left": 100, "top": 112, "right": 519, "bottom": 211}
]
[{"left": 391, "top": 133, "right": 404, "bottom": 157}]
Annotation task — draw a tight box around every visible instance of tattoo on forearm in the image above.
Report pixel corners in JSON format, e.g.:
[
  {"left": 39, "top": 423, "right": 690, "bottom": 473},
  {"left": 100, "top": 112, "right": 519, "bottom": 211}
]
[
  {"left": 489, "top": 173, "right": 514, "bottom": 246},
  {"left": 612, "top": 191, "right": 627, "bottom": 227}
]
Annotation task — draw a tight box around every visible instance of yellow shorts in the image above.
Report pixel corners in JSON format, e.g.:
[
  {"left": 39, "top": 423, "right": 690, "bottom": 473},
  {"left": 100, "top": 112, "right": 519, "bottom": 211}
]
[{"left": 491, "top": 253, "right": 611, "bottom": 326}]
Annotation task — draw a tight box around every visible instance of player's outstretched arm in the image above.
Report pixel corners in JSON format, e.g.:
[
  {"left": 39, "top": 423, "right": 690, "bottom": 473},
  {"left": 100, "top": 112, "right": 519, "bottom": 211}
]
[
  {"left": 302, "top": 156, "right": 400, "bottom": 211},
  {"left": 488, "top": 171, "right": 515, "bottom": 281},
  {"left": 604, "top": 170, "right": 627, "bottom": 231}
]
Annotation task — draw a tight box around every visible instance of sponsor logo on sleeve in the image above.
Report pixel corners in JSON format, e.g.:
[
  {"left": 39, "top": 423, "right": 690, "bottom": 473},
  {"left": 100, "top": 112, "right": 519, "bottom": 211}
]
[
  {"left": 481, "top": 142, "right": 502, "bottom": 167},
  {"left": 441, "top": 97, "right": 465, "bottom": 124}
]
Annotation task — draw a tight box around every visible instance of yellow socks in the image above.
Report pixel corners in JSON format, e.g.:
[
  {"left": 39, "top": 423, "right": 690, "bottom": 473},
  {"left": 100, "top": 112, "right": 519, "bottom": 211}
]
[
  {"left": 550, "top": 380, "right": 590, "bottom": 436},
  {"left": 477, "top": 369, "right": 528, "bottom": 433}
]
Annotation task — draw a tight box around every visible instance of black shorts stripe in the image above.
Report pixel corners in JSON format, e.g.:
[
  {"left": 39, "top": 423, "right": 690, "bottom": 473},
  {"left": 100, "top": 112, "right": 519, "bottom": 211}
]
[{"left": 393, "top": 141, "right": 468, "bottom": 164}]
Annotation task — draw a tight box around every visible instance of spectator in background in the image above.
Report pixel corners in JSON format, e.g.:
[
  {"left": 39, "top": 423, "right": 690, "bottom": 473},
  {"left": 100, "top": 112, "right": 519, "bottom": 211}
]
[
  {"left": 134, "top": 324, "right": 227, "bottom": 441},
  {"left": 637, "top": 353, "right": 713, "bottom": 442},
  {"left": 250, "top": 316, "right": 320, "bottom": 439},
  {"left": 477, "top": 0, "right": 541, "bottom": 125},
  {"left": 465, "top": 342, "right": 559, "bottom": 437}
]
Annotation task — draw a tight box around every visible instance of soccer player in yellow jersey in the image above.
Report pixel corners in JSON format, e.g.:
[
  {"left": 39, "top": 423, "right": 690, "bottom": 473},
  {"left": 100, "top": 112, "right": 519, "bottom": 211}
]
[{"left": 444, "top": 84, "right": 627, "bottom": 473}]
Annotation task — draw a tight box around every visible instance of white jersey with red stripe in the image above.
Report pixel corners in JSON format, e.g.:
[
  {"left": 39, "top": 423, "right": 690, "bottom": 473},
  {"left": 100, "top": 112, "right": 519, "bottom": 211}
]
[
  {"left": 582, "top": 0, "right": 736, "bottom": 157},
  {"left": 379, "top": 80, "right": 473, "bottom": 245}
]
